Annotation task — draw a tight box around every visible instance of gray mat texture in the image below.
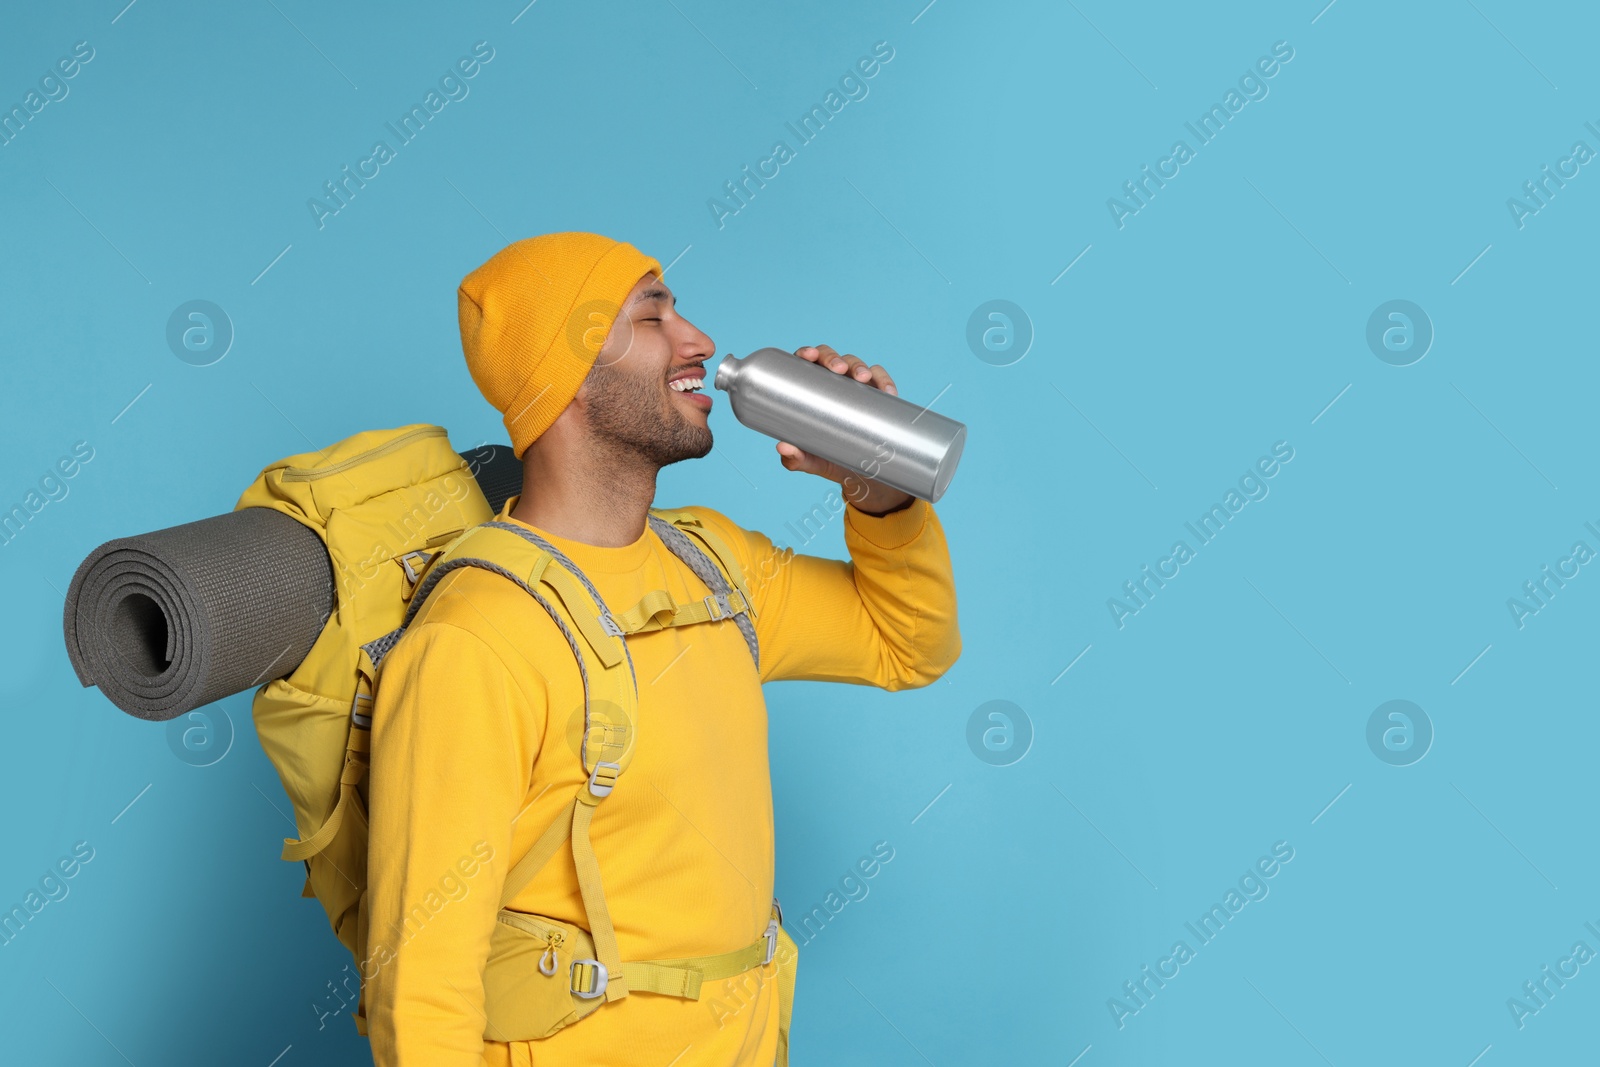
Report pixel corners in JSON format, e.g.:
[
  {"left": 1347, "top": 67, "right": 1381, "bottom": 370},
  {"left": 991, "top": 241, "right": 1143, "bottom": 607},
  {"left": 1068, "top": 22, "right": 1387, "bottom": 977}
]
[
  {"left": 63, "top": 507, "right": 333, "bottom": 722},
  {"left": 63, "top": 443, "right": 521, "bottom": 722}
]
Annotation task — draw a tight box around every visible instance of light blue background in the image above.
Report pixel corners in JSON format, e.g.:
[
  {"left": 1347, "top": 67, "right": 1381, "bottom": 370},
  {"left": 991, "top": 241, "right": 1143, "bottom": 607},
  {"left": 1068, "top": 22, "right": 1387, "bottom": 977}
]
[{"left": 3, "top": 1, "right": 1596, "bottom": 1063}]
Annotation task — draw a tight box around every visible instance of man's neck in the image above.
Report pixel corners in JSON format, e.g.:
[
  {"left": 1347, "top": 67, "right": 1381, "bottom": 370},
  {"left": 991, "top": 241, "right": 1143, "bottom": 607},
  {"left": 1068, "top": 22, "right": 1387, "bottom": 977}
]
[{"left": 509, "top": 439, "right": 659, "bottom": 548}]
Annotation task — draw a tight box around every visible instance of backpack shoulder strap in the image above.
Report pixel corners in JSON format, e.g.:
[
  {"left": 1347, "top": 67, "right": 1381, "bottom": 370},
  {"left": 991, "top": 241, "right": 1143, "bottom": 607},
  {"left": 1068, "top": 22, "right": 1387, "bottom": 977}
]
[
  {"left": 370, "top": 518, "right": 640, "bottom": 1001},
  {"left": 382, "top": 521, "right": 638, "bottom": 777},
  {"left": 648, "top": 507, "right": 754, "bottom": 597}
]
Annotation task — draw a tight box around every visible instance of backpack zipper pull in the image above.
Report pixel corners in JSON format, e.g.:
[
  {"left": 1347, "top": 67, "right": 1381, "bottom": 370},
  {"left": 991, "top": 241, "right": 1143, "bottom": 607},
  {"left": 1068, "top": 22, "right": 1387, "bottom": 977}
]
[{"left": 539, "top": 930, "right": 564, "bottom": 977}]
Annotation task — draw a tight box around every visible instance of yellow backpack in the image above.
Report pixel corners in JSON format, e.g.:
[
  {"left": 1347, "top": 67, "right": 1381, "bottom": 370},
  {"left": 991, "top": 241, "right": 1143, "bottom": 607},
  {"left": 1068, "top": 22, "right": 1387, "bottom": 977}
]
[{"left": 234, "top": 423, "right": 797, "bottom": 1060}]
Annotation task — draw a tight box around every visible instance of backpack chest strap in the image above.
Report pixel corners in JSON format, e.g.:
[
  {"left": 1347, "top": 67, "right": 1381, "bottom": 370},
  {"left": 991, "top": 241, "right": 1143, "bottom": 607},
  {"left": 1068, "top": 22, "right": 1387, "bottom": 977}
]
[
  {"left": 645, "top": 510, "right": 760, "bottom": 673},
  {"left": 611, "top": 587, "right": 752, "bottom": 636}
]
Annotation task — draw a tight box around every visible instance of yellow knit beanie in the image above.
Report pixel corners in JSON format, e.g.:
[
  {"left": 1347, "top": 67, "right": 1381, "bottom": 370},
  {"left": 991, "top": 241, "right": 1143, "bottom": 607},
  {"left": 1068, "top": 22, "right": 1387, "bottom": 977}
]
[{"left": 458, "top": 232, "right": 661, "bottom": 459}]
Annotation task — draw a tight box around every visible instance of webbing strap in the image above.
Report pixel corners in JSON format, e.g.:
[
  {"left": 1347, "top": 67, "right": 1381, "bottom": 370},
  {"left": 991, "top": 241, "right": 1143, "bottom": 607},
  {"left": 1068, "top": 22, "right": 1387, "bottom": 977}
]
[
  {"left": 495, "top": 790, "right": 632, "bottom": 1004},
  {"left": 570, "top": 799, "right": 628, "bottom": 1001},
  {"left": 776, "top": 927, "right": 796, "bottom": 1067},
  {"left": 498, "top": 801, "right": 575, "bottom": 908},
  {"left": 374, "top": 515, "right": 777, "bottom": 1023},
  {"left": 647, "top": 514, "right": 759, "bottom": 672},
  {"left": 625, "top": 919, "right": 777, "bottom": 999},
  {"left": 479, "top": 520, "right": 631, "bottom": 672},
  {"left": 611, "top": 587, "right": 751, "bottom": 635},
  {"left": 538, "top": 564, "right": 624, "bottom": 670},
  {"left": 281, "top": 727, "right": 369, "bottom": 862},
  {"left": 670, "top": 516, "right": 756, "bottom": 606}
]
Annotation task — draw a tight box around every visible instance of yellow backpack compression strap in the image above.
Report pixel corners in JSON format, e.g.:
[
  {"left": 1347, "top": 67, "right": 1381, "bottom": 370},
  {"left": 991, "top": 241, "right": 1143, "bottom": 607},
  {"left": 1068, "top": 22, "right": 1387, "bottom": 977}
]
[
  {"left": 279, "top": 648, "right": 377, "bottom": 863},
  {"left": 280, "top": 725, "right": 368, "bottom": 861}
]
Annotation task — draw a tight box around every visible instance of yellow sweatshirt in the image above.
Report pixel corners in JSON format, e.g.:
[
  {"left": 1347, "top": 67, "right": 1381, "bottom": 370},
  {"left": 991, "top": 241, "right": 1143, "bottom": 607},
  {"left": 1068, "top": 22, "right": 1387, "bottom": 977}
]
[{"left": 364, "top": 491, "right": 960, "bottom": 1066}]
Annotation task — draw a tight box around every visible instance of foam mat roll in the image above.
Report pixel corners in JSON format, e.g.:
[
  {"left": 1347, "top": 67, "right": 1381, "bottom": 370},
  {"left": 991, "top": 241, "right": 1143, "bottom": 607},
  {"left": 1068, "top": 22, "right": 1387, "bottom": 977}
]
[
  {"left": 63, "top": 443, "right": 523, "bottom": 722},
  {"left": 63, "top": 507, "right": 334, "bottom": 723}
]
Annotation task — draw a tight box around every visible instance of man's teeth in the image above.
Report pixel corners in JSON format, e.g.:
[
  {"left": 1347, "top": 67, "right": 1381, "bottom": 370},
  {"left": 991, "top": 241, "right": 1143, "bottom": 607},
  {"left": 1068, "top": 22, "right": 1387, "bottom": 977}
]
[{"left": 669, "top": 378, "right": 704, "bottom": 392}]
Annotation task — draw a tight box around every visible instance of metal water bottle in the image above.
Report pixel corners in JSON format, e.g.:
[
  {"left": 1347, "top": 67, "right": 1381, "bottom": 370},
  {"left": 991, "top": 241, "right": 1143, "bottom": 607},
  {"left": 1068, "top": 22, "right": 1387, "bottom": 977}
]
[{"left": 713, "top": 347, "right": 967, "bottom": 503}]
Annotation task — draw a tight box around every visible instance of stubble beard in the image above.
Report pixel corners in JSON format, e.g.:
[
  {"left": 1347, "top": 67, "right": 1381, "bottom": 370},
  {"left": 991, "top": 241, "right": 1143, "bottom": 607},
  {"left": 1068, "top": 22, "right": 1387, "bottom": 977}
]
[{"left": 583, "top": 357, "right": 713, "bottom": 470}]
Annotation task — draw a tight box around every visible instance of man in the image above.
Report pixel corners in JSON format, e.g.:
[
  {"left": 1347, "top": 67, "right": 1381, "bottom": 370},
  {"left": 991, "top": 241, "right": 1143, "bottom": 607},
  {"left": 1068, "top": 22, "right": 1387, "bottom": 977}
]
[{"left": 363, "top": 231, "right": 960, "bottom": 1065}]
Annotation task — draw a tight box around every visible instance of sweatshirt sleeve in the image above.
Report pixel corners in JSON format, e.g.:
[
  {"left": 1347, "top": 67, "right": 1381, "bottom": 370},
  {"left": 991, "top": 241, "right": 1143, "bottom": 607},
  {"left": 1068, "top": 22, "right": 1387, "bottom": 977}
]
[
  {"left": 363, "top": 619, "right": 540, "bottom": 1067},
  {"left": 690, "top": 496, "right": 961, "bottom": 690}
]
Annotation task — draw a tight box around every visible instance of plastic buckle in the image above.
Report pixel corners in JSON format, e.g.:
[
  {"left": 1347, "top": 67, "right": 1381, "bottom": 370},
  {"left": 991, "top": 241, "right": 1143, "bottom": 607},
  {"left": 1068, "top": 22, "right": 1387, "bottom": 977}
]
[
  {"left": 599, "top": 614, "right": 624, "bottom": 638},
  {"left": 398, "top": 550, "right": 434, "bottom": 585},
  {"left": 588, "top": 761, "right": 621, "bottom": 798},
  {"left": 571, "top": 958, "right": 608, "bottom": 999},
  {"left": 702, "top": 594, "right": 724, "bottom": 621},
  {"left": 763, "top": 918, "right": 778, "bottom": 965},
  {"left": 350, "top": 692, "right": 373, "bottom": 729}
]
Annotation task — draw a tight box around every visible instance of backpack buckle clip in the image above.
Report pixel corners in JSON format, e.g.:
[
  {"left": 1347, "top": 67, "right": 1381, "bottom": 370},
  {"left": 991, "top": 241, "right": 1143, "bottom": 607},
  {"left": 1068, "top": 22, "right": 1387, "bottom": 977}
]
[
  {"left": 398, "top": 549, "right": 435, "bottom": 585},
  {"left": 571, "top": 958, "right": 608, "bottom": 999},
  {"left": 350, "top": 664, "right": 375, "bottom": 729},
  {"left": 588, "top": 760, "right": 621, "bottom": 798},
  {"left": 704, "top": 593, "right": 734, "bottom": 621},
  {"left": 763, "top": 918, "right": 778, "bottom": 965}
]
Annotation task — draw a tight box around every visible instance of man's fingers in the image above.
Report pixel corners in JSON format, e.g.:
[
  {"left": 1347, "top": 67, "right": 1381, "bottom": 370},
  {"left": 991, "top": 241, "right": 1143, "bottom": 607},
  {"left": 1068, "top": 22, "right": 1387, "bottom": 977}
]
[
  {"left": 800, "top": 347, "right": 851, "bottom": 375},
  {"left": 796, "top": 344, "right": 839, "bottom": 366},
  {"left": 776, "top": 441, "right": 811, "bottom": 471},
  {"left": 827, "top": 350, "right": 870, "bottom": 379},
  {"left": 777, "top": 442, "right": 822, "bottom": 477},
  {"left": 796, "top": 346, "right": 896, "bottom": 394},
  {"left": 777, "top": 441, "right": 846, "bottom": 481}
]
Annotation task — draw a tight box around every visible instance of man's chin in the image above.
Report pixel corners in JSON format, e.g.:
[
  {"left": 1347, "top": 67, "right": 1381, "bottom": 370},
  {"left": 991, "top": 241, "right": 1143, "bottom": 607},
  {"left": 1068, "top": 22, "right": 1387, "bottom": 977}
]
[
  {"left": 672, "top": 429, "right": 714, "bottom": 465},
  {"left": 649, "top": 421, "right": 713, "bottom": 468}
]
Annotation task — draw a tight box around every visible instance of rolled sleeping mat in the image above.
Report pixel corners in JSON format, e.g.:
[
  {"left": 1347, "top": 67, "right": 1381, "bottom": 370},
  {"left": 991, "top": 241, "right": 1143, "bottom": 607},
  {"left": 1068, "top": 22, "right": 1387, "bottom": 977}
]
[
  {"left": 63, "top": 443, "right": 523, "bottom": 722},
  {"left": 63, "top": 508, "right": 332, "bottom": 723}
]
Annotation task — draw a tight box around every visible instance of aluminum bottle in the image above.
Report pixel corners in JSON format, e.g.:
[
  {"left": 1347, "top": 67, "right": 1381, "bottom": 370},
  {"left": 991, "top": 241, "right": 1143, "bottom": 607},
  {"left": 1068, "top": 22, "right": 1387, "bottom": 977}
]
[{"left": 713, "top": 347, "right": 967, "bottom": 503}]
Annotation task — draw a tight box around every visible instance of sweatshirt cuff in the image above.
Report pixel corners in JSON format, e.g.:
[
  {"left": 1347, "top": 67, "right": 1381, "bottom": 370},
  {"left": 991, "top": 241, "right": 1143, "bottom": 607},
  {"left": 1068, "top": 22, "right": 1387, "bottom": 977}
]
[{"left": 845, "top": 496, "right": 931, "bottom": 550}]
